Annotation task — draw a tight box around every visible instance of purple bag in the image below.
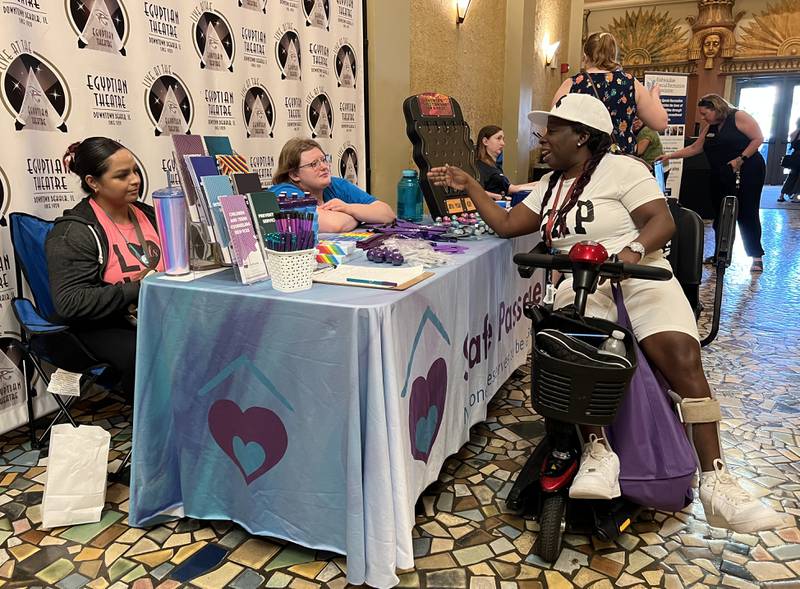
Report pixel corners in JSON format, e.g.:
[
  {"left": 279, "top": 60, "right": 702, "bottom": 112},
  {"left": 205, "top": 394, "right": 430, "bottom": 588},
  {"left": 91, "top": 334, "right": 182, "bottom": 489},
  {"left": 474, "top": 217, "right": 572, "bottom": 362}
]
[{"left": 605, "top": 285, "right": 696, "bottom": 511}]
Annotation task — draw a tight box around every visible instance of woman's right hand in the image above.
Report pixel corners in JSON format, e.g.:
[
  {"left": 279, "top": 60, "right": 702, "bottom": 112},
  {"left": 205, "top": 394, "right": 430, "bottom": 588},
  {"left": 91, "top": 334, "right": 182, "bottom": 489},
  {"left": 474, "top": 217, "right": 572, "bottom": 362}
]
[
  {"left": 655, "top": 154, "right": 670, "bottom": 163},
  {"left": 427, "top": 165, "right": 474, "bottom": 191}
]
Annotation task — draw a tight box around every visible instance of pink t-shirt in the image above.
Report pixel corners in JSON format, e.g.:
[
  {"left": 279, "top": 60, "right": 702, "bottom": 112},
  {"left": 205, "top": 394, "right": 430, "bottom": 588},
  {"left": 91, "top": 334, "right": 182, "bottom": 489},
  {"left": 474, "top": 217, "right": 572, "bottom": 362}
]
[{"left": 89, "top": 199, "right": 165, "bottom": 285}]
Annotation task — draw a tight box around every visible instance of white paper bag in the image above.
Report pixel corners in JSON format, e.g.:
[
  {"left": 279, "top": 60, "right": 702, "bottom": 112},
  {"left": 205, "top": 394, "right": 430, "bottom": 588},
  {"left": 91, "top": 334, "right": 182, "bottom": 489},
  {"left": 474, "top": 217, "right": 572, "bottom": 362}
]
[{"left": 41, "top": 424, "right": 111, "bottom": 528}]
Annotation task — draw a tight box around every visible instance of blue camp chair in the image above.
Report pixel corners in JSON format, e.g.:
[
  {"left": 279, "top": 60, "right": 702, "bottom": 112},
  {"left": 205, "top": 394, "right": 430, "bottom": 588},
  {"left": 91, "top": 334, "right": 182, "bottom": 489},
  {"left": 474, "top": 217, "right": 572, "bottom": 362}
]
[{"left": 8, "top": 213, "right": 117, "bottom": 447}]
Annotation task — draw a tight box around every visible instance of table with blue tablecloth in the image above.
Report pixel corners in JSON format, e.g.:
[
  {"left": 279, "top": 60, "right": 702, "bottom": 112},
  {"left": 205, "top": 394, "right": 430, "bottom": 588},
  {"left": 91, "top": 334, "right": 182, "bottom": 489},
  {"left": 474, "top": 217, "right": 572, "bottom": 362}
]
[{"left": 129, "top": 234, "right": 541, "bottom": 588}]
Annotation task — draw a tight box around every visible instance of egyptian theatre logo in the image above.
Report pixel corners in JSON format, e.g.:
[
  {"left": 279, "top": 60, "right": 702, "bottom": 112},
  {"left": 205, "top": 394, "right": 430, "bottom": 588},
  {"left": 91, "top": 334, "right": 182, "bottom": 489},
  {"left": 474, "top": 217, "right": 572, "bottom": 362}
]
[
  {"left": 67, "top": 0, "right": 129, "bottom": 56},
  {"left": 334, "top": 41, "right": 356, "bottom": 88},
  {"left": 243, "top": 82, "right": 274, "bottom": 138},
  {"left": 240, "top": 0, "right": 267, "bottom": 13},
  {"left": 307, "top": 91, "right": 332, "bottom": 139},
  {"left": 143, "top": 66, "right": 193, "bottom": 136},
  {"left": 275, "top": 26, "right": 301, "bottom": 81},
  {"left": 0, "top": 43, "right": 70, "bottom": 133},
  {"left": 338, "top": 144, "right": 357, "bottom": 184},
  {"left": 192, "top": 5, "right": 236, "bottom": 72},
  {"left": 303, "top": 0, "right": 329, "bottom": 30}
]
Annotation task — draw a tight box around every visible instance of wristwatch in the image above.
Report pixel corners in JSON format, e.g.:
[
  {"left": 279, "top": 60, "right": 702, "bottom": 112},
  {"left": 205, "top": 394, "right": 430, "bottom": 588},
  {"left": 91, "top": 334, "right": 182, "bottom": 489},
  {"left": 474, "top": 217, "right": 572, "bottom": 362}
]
[
  {"left": 739, "top": 153, "right": 749, "bottom": 161},
  {"left": 625, "top": 241, "right": 646, "bottom": 261}
]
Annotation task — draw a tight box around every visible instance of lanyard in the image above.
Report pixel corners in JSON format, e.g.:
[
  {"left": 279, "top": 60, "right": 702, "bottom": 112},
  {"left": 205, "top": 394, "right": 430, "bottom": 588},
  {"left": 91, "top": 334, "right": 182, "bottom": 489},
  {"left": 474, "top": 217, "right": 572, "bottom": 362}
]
[
  {"left": 105, "top": 206, "right": 155, "bottom": 269},
  {"left": 543, "top": 178, "right": 577, "bottom": 248}
]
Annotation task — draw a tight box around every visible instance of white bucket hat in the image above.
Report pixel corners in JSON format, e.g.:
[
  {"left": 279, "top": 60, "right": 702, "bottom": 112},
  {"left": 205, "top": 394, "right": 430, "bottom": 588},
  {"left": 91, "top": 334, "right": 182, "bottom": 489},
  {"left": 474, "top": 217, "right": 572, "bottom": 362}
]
[{"left": 528, "top": 94, "right": 614, "bottom": 138}]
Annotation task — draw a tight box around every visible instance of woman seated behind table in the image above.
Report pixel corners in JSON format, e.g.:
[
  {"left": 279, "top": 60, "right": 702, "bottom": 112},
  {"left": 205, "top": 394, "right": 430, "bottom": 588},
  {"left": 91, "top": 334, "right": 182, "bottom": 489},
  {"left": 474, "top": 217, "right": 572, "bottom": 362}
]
[
  {"left": 428, "top": 94, "right": 787, "bottom": 533},
  {"left": 270, "top": 138, "right": 395, "bottom": 232},
  {"left": 475, "top": 125, "right": 536, "bottom": 199},
  {"left": 46, "top": 138, "right": 164, "bottom": 397}
]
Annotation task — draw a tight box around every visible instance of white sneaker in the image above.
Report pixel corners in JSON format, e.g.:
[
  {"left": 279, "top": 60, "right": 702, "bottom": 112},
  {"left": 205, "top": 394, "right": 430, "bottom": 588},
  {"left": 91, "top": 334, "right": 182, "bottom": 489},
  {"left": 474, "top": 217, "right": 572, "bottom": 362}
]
[
  {"left": 569, "top": 434, "right": 621, "bottom": 500},
  {"left": 700, "top": 459, "right": 790, "bottom": 533}
]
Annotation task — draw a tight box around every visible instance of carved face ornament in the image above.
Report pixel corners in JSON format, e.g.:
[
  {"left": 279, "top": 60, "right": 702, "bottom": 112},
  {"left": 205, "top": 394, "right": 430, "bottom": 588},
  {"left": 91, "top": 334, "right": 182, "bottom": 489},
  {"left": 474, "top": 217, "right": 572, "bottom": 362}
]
[{"left": 703, "top": 33, "right": 721, "bottom": 58}]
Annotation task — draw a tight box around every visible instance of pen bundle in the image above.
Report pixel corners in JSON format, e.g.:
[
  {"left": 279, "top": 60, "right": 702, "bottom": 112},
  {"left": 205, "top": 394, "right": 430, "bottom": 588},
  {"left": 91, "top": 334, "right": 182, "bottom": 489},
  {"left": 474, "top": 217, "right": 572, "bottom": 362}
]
[{"left": 265, "top": 211, "right": 315, "bottom": 252}]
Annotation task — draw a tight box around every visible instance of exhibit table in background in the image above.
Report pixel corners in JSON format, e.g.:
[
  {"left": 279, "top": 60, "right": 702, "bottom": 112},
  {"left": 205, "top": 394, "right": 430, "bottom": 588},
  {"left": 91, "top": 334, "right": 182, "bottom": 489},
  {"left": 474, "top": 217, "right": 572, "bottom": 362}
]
[{"left": 129, "top": 234, "right": 540, "bottom": 588}]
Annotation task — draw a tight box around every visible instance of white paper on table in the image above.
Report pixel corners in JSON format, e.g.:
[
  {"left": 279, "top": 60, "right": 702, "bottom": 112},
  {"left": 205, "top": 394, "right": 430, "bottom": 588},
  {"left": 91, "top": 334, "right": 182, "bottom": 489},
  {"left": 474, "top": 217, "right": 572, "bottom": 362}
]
[
  {"left": 312, "top": 264, "right": 425, "bottom": 287},
  {"left": 47, "top": 369, "right": 82, "bottom": 397}
]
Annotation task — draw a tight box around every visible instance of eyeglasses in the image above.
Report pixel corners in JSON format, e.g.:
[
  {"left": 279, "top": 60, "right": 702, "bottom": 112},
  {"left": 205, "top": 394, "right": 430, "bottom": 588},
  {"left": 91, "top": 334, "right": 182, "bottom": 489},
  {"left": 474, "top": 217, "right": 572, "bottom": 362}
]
[
  {"left": 297, "top": 153, "right": 332, "bottom": 171},
  {"left": 698, "top": 99, "right": 714, "bottom": 108}
]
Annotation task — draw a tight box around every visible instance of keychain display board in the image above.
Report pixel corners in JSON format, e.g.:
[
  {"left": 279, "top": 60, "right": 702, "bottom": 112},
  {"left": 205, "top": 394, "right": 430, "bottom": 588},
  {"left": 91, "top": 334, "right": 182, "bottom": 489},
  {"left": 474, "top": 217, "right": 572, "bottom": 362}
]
[
  {"left": 403, "top": 93, "right": 479, "bottom": 219},
  {"left": 0, "top": 0, "right": 366, "bottom": 435}
]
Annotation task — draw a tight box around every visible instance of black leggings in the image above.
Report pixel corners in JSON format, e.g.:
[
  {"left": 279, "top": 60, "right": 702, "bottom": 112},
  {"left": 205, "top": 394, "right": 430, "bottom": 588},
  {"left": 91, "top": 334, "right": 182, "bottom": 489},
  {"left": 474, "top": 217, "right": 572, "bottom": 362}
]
[
  {"left": 782, "top": 167, "right": 800, "bottom": 196},
  {"left": 710, "top": 160, "right": 765, "bottom": 258},
  {"left": 72, "top": 320, "right": 137, "bottom": 397}
]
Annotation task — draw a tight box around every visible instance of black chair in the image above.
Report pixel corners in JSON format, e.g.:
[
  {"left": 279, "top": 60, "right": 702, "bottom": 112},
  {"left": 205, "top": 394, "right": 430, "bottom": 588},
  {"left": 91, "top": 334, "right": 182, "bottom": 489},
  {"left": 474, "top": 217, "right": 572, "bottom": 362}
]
[
  {"left": 667, "top": 200, "right": 704, "bottom": 317},
  {"left": 8, "top": 213, "right": 118, "bottom": 447},
  {"left": 666, "top": 196, "right": 737, "bottom": 347}
]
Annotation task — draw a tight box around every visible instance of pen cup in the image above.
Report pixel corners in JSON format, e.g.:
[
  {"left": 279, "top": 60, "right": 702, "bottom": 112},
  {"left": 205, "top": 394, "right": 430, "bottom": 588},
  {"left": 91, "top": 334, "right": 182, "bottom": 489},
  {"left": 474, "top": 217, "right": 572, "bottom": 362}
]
[{"left": 265, "top": 248, "right": 317, "bottom": 292}]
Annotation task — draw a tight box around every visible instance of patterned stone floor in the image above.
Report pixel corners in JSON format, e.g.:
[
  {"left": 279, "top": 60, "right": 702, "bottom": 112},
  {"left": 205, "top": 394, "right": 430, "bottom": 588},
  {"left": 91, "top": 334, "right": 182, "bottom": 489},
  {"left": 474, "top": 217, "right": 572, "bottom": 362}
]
[{"left": 1, "top": 208, "right": 799, "bottom": 589}]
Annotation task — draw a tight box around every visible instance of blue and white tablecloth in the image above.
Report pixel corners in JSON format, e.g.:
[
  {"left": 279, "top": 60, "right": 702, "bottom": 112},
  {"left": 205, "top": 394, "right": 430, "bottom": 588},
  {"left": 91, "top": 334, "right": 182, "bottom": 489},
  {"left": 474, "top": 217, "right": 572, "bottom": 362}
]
[{"left": 129, "top": 234, "right": 542, "bottom": 588}]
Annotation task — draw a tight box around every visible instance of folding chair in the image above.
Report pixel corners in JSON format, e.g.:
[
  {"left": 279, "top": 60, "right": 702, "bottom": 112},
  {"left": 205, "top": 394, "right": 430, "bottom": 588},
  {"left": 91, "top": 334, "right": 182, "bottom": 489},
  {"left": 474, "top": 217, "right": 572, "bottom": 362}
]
[{"left": 8, "top": 213, "right": 118, "bottom": 448}]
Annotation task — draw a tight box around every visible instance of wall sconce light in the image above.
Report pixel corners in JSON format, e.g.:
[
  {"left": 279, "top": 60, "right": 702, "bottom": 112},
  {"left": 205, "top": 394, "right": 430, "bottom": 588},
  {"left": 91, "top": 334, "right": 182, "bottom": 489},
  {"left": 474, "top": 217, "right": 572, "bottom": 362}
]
[
  {"left": 543, "top": 35, "right": 561, "bottom": 69},
  {"left": 456, "top": 0, "right": 472, "bottom": 25}
]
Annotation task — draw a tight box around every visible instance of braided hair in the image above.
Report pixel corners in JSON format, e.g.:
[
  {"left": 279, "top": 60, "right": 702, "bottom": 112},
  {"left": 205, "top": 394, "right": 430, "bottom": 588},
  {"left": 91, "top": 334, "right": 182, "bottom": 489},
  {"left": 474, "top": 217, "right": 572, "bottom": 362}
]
[{"left": 540, "top": 123, "right": 613, "bottom": 242}]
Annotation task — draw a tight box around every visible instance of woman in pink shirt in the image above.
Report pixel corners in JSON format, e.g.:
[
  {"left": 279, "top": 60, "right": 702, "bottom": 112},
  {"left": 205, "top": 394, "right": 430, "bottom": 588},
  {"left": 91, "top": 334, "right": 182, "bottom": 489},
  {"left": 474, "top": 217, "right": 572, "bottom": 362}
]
[{"left": 46, "top": 138, "right": 165, "bottom": 396}]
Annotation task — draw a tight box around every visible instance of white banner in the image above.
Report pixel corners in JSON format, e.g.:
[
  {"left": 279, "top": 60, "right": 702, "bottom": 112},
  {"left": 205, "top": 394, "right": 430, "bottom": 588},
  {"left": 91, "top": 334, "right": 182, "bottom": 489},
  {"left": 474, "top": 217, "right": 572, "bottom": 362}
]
[
  {"left": 644, "top": 72, "right": 688, "bottom": 199},
  {"left": 0, "top": 0, "right": 366, "bottom": 433}
]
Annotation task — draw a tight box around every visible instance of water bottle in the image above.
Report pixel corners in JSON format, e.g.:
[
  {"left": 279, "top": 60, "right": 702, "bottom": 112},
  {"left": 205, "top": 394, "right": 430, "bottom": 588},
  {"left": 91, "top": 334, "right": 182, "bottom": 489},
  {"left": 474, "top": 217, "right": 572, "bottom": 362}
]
[
  {"left": 397, "top": 169, "right": 423, "bottom": 223},
  {"left": 152, "top": 171, "right": 190, "bottom": 276},
  {"left": 599, "top": 330, "right": 626, "bottom": 358}
]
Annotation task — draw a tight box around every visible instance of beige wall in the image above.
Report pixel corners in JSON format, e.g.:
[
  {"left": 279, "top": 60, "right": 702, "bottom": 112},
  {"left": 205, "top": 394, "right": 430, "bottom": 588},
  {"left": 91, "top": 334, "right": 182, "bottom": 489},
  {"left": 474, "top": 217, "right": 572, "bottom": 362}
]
[
  {"left": 366, "top": 2, "right": 412, "bottom": 204},
  {"left": 410, "top": 0, "right": 507, "bottom": 136}
]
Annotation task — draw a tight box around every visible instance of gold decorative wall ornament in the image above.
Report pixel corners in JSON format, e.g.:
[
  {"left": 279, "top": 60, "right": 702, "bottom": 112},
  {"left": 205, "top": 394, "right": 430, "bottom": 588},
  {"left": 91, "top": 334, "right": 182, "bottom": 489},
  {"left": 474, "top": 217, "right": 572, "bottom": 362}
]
[
  {"left": 721, "top": 56, "right": 800, "bottom": 73},
  {"left": 688, "top": 26, "right": 736, "bottom": 61},
  {"left": 687, "top": 0, "right": 741, "bottom": 30},
  {"left": 736, "top": 0, "right": 800, "bottom": 57},
  {"left": 603, "top": 7, "right": 689, "bottom": 66}
]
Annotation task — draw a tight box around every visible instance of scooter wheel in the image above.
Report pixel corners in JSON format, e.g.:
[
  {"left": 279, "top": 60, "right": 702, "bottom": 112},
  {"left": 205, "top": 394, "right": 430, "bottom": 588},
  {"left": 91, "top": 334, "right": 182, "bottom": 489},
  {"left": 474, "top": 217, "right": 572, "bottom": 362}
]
[{"left": 537, "top": 494, "right": 566, "bottom": 562}]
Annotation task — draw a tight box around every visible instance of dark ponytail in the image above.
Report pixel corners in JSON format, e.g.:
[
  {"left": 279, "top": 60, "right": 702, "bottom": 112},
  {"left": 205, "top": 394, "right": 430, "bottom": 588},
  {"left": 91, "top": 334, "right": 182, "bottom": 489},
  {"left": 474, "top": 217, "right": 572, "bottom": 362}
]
[
  {"left": 539, "top": 124, "right": 612, "bottom": 241},
  {"left": 63, "top": 137, "right": 126, "bottom": 194}
]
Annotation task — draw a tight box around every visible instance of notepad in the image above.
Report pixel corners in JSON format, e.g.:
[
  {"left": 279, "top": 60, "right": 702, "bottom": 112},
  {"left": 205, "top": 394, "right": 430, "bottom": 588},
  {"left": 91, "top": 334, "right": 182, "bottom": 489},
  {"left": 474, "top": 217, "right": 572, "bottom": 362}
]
[{"left": 312, "top": 264, "right": 433, "bottom": 290}]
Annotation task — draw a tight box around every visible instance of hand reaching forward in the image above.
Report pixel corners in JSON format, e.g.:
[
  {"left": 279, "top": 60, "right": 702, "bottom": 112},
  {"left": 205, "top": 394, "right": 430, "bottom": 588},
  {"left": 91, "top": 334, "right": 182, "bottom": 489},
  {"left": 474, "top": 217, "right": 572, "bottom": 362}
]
[{"left": 427, "top": 165, "right": 474, "bottom": 191}]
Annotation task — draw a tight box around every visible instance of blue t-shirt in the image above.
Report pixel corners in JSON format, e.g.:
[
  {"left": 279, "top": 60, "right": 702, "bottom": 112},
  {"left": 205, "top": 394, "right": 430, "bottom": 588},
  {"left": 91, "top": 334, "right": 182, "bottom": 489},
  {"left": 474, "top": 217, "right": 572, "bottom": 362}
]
[{"left": 269, "top": 176, "right": 376, "bottom": 205}]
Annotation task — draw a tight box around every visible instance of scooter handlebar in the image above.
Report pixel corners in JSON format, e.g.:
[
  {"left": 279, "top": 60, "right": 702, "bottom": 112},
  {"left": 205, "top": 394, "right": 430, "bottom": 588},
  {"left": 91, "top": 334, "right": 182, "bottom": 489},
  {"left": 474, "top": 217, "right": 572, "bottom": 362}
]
[{"left": 513, "top": 252, "right": 673, "bottom": 282}]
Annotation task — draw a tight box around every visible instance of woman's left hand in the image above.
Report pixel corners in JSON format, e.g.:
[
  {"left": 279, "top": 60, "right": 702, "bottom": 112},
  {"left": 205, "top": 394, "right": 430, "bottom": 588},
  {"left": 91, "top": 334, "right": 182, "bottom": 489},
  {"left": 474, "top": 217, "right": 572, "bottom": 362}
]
[
  {"left": 617, "top": 248, "right": 643, "bottom": 266},
  {"left": 319, "top": 198, "right": 352, "bottom": 215},
  {"left": 728, "top": 156, "right": 744, "bottom": 172}
]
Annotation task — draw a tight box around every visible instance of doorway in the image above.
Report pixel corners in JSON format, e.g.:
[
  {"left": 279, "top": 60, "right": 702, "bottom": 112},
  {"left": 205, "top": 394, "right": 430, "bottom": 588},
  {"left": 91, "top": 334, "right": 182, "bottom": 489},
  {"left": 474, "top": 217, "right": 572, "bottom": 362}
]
[{"left": 735, "top": 76, "right": 800, "bottom": 185}]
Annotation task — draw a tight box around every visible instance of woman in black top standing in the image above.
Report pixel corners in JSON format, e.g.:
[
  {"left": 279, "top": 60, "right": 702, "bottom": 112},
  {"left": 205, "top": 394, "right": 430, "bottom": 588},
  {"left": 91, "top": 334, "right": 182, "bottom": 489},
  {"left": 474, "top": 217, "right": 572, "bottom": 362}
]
[
  {"left": 659, "top": 94, "right": 766, "bottom": 272},
  {"left": 475, "top": 125, "right": 536, "bottom": 199},
  {"left": 779, "top": 118, "right": 800, "bottom": 203}
]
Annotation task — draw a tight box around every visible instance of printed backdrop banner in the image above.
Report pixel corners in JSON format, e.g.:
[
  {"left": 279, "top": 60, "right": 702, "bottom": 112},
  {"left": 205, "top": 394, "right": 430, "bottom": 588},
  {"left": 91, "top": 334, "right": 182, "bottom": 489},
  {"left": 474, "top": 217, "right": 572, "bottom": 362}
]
[
  {"left": 644, "top": 72, "right": 688, "bottom": 198},
  {"left": 0, "top": 0, "right": 366, "bottom": 434}
]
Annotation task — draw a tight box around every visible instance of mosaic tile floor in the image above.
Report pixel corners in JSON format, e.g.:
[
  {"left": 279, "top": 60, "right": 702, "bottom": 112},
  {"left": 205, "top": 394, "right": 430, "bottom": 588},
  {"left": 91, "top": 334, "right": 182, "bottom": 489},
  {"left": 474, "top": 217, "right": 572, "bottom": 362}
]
[{"left": 1, "top": 208, "right": 799, "bottom": 589}]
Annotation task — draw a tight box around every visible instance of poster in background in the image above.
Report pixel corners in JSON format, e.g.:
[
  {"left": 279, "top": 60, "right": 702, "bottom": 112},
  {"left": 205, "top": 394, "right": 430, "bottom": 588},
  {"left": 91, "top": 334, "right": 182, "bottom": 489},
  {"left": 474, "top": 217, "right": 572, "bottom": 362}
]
[
  {"left": 644, "top": 72, "right": 688, "bottom": 199},
  {"left": 0, "top": 0, "right": 366, "bottom": 434}
]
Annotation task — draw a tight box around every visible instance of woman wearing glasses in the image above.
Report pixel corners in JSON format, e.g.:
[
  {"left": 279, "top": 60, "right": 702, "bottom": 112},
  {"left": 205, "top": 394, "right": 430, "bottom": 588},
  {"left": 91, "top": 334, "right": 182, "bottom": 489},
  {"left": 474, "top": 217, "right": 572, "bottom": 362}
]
[
  {"left": 46, "top": 137, "right": 163, "bottom": 397},
  {"left": 271, "top": 138, "right": 395, "bottom": 232},
  {"left": 658, "top": 94, "right": 766, "bottom": 272}
]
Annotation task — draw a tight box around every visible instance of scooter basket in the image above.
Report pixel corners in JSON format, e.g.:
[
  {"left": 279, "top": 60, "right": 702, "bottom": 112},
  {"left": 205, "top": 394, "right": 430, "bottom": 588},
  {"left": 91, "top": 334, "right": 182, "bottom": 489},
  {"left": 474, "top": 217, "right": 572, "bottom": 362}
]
[{"left": 531, "top": 315, "right": 637, "bottom": 427}]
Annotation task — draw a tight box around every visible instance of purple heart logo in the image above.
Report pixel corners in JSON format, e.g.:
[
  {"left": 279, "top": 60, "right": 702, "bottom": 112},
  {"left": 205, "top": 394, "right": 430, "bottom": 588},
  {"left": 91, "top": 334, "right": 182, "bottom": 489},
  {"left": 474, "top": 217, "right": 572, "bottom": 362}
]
[
  {"left": 208, "top": 400, "right": 288, "bottom": 485},
  {"left": 409, "top": 357, "right": 447, "bottom": 463}
]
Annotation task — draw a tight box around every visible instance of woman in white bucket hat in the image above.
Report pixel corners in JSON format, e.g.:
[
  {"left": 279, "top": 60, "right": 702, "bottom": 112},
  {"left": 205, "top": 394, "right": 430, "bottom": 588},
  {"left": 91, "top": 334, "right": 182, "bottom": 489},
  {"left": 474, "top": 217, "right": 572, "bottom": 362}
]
[{"left": 428, "top": 93, "right": 789, "bottom": 534}]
